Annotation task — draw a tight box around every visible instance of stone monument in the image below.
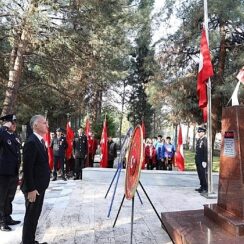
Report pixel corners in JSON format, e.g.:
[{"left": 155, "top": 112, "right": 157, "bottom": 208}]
[{"left": 161, "top": 106, "right": 244, "bottom": 243}]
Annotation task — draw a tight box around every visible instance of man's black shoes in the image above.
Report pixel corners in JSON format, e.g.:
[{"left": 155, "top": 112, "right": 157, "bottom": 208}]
[
  {"left": 20, "top": 240, "right": 48, "bottom": 244},
  {"left": 199, "top": 189, "right": 208, "bottom": 193},
  {"left": 195, "top": 188, "right": 208, "bottom": 193},
  {"left": 0, "top": 224, "right": 12, "bottom": 231},
  {"left": 195, "top": 187, "right": 202, "bottom": 192},
  {"left": 52, "top": 177, "right": 57, "bottom": 181},
  {"left": 6, "top": 219, "right": 21, "bottom": 225}
]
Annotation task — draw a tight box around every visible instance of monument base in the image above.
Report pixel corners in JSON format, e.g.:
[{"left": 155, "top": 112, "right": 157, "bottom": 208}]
[
  {"left": 161, "top": 209, "right": 244, "bottom": 244},
  {"left": 204, "top": 204, "right": 244, "bottom": 236}
]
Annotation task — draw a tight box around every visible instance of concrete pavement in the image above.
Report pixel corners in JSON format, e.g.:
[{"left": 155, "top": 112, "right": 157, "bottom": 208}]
[{"left": 0, "top": 168, "right": 219, "bottom": 244}]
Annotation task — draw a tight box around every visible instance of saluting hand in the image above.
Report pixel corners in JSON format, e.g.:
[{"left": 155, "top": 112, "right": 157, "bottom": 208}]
[
  {"left": 27, "top": 190, "right": 40, "bottom": 203},
  {"left": 3, "top": 121, "right": 12, "bottom": 128}
]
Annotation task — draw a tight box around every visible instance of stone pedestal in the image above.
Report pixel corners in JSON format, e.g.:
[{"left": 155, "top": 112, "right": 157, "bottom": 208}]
[{"left": 161, "top": 106, "right": 244, "bottom": 243}]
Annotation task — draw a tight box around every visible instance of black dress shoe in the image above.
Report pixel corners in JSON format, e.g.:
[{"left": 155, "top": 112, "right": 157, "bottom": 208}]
[
  {"left": 52, "top": 177, "right": 57, "bottom": 181},
  {"left": 0, "top": 224, "right": 12, "bottom": 231},
  {"left": 73, "top": 177, "right": 79, "bottom": 180},
  {"left": 198, "top": 189, "right": 208, "bottom": 193},
  {"left": 195, "top": 187, "right": 202, "bottom": 192},
  {"left": 6, "top": 219, "right": 21, "bottom": 225}
]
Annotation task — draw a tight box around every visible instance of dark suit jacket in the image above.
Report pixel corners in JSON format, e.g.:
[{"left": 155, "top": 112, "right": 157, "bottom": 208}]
[
  {"left": 0, "top": 126, "right": 21, "bottom": 176},
  {"left": 51, "top": 136, "right": 67, "bottom": 157},
  {"left": 195, "top": 136, "right": 207, "bottom": 164},
  {"left": 21, "top": 133, "right": 50, "bottom": 193},
  {"left": 73, "top": 134, "right": 88, "bottom": 159}
]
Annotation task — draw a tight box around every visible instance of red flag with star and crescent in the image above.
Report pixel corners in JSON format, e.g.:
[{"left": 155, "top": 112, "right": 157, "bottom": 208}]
[
  {"left": 175, "top": 125, "right": 185, "bottom": 171},
  {"left": 197, "top": 27, "right": 214, "bottom": 122},
  {"left": 100, "top": 118, "right": 108, "bottom": 168},
  {"left": 44, "top": 127, "right": 54, "bottom": 170},
  {"left": 66, "top": 121, "right": 74, "bottom": 160}
]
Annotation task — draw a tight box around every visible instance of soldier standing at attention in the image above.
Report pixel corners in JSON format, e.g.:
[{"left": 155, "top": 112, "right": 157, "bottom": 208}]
[
  {"left": 73, "top": 127, "right": 88, "bottom": 180},
  {"left": 195, "top": 126, "right": 208, "bottom": 193},
  {"left": 0, "top": 114, "right": 21, "bottom": 231},
  {"left": 51, "top": 128, "right": 67, "bottom": 181}
]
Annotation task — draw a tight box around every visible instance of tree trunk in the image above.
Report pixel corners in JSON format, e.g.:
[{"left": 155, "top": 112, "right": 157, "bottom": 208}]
[
  {"left": 174, "top": 124, "right": 178, "bottom": 147},
  {"left": 93, "top": 90, "right": 102, "bottom": 125},
  {"left": 1, "top": 3, "right": 36, "bottom": 116},
  {"left": 1, "top": 32, "right": 27, "bottom": 115},
  {"left": 119, "top": 81, "right": 126, "bottom": 148},
  {"left": 212, "top": 21, "right": 227, "bottom": 145},
  {"left": 192, "top": 124, "right": 196, "bottom": 151},
  {"left": 186, "top": 122, "right": 190, "bottom": 149}
]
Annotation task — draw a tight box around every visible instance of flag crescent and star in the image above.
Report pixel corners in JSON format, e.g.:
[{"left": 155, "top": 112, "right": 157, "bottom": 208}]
[{"left": 125, "top": 125, "right": 144, "bottom": 200}]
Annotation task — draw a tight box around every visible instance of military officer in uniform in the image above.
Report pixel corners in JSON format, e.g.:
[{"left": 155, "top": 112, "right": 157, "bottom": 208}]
[
  {"left": 73, "top": 127, "right": 88, "bottom": 180},
  {"left": 195, "top": 126, "right": 208, "bottom": 193},
  {"left": 0, "top": 114, "right": 21, "bottom": 231},
  {"left": 51, "top": 128, "right": 67, "bottom": 181}
]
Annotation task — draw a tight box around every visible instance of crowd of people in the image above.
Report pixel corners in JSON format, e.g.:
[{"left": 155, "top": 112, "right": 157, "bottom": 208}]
[
  {"left": 0, "top": 113, "right": 208, "bottom": 243},
  {"left": 144, "top": 135, "right": 175, "bottom": 171},
  {"left": 48, "top": 126, "right": 97, "bottom": 181}
]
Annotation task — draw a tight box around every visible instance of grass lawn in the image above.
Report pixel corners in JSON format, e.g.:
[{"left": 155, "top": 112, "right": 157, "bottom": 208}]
[{"left": 183, "top": 150, "right": 220, "bottom": 172}]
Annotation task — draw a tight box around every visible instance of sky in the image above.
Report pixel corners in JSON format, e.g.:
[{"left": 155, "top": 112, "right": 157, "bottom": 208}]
[{"left": 152, "top": 0, "right": 181, "bottom": 45}]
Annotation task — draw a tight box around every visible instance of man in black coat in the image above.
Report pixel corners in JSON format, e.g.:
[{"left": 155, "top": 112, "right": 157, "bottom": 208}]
[
  {"left": 195, "top": 127, "right": 208, "bottom": 193},
  {"left": 108, "top": 136, "right": 117, "bottom": 168},
  {"left": 0, "top": 114, "right": 21, "bottom": 231},
  {"left": 73, "top": 127, "right": 87, "bottom": 180},
  {"left": 21, "top": 114, "right": 50, "bottom": 244},
  {"left": 51, "top": 128, "right": 67, "bottom": 181}
]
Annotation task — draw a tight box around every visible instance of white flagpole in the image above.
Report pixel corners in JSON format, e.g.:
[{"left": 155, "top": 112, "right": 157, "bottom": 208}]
[{"left": 204, "top": 0, "right": 214, "bottom": 197}]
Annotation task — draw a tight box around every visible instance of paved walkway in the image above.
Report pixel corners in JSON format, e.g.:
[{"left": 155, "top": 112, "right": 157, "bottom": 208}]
[{"left": 0, "top": 168, "right": 219, "bottom": 244}]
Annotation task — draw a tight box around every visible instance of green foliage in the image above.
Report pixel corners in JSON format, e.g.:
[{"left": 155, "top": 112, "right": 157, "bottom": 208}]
[
  {"left": 92, "top": 108, "right": 118, "bottom": 140},
  {"left": 150, "top": 0, "right": 244, "bottom": 132},
  {"left": 127, "top": 0, "right": 160, "bottom": 137},
  {"left": 184, "top": 149, "right": 220, "bottom": 172},
  {"left": 0, "top": 0, "right": 134, "bottom": 128}
]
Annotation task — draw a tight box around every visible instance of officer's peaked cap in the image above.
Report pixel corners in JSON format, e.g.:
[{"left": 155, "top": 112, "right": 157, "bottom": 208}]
[
  {"left": 197, "top": 127, "right": 206, "bottom": 133},
  {"left": 56, "top": 127, "right": 63, "bottom": 132},
  {"left": 0, "top": 114, "right": 17, "bottom": 122}
]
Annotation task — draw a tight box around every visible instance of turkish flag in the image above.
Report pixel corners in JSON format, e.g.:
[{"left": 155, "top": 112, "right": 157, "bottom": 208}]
[
  {"left": 197, "top": 28, "right": 214, "bottom": 120},
  {"left": 237, "top": 66, "right": 244, "bottom": 84},
  {"left": 44, "top": 128, "right": 54, "bottom": 170},
  {"left": 85, "top": 118, "right": 91, "bottom": 166},
  {"left": 175, "top": 125, "right": 185, "bottom": 171},
  {"left": 85, "top": 118, "right": 91, "bottom": 136},
  {"left": 141, "top": 120, "right": 145, "bottom": 139},
  {"left": 66, "top": 121, "right": 74, "bottom": 160},
  {"left": 100, "top": 119, "right": 108, "bottom": 168}
]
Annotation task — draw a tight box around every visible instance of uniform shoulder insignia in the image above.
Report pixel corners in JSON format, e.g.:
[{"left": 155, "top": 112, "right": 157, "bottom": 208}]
[{"left": 16, "top": 138, "right": 21, "bottom": 144}]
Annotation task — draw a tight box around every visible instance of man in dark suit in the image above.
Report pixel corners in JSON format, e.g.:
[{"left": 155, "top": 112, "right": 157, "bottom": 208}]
[
  {"left": 73, "top": 127, "right": 88, "bottom": 180},
  {"left": 108, "top": 136, "right": 117, "bottom": 168},
  {"left": 51, "top": 128, "right": 67, "bottom": 181},
  {"left": 0, "top": 114, "right": 21, "bottom": 231},
  {"left": 195, "top": 126, "right": 208, "bottom": 193},
  {"left": 21, "top": 114, "right": 50, "bottom": 244}
]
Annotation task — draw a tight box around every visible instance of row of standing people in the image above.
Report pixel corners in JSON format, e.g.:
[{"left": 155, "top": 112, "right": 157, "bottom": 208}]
[
  {"left": 49, "top": 128, "right": 118, "bottom": 180},
  {"left": 50, "top": 126, "right": 97, "bottom": 181},
  {"left": 0, "top": 114, "right": 117, "bottom": 243},
  {"left": 144, "top": 135, "right": 175, "bottom": 171}
]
